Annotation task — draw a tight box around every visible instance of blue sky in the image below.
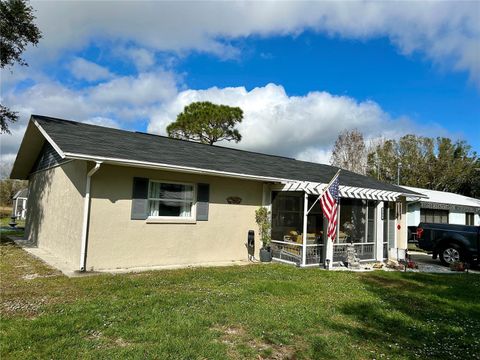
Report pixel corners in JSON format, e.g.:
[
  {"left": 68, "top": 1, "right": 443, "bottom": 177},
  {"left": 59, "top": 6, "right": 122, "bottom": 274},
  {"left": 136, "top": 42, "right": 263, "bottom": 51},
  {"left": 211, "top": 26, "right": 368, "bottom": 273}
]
[
  {"left": 1, "top": 1, "right": 479, "bottom": 164},
  {"left": 180, "top": 33, "right": 479, "bottom": 144}
]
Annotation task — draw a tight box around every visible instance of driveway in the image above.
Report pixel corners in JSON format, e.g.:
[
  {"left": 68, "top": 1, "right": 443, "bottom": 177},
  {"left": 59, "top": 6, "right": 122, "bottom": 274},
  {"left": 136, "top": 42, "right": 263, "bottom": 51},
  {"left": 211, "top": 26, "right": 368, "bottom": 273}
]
[{"left": 408, "top": 251, "right": 479, "bottom": 274}]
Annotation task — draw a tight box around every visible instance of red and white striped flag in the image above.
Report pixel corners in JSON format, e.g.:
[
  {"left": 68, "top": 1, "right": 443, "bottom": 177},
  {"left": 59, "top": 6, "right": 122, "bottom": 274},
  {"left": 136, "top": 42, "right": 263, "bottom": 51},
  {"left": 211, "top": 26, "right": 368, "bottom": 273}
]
[{"left": 320, "top": 172, "right": 340, "bottom": 242}]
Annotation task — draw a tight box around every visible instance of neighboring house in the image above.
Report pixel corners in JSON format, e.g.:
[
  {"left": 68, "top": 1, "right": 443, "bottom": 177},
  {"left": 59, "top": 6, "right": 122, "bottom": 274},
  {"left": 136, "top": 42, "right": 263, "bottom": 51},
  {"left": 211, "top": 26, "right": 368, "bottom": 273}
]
[
  {"left": 405, "top": 186, "right": 480, "bottom": 231},
  {"left": 12, "top": 188, "right": 28, "bottom": 220},
  {"left": 10, "top": 115, "right": 421, "bottom": 272}
]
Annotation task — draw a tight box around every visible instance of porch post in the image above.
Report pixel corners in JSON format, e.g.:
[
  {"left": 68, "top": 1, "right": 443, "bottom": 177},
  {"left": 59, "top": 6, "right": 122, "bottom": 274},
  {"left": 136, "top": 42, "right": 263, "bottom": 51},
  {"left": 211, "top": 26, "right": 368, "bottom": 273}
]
[
  {"left": 323, "top": 200, "right": 337, "bottom": 270},
  {"left": 375, "top": 201, "right": 384, "bottom": 261},
  {"left": 262, "top": 183, "right": 272, "bottom": 261},
  {"left": 262, "top": 183, "right": 272, "bottom": 211},
  {"left": 302, "top": 192, "right": 308, "bottom": 267},
  {"left": 325, "top": 221, "right": 334, "bottom": 269}
]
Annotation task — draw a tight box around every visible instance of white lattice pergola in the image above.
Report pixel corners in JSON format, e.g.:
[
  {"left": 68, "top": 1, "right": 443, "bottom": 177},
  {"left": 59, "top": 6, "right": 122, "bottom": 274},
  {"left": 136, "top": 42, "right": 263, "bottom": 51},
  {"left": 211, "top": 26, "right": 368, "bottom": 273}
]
[{"left": 280, "top": 181, "right": 403, "bottom": 201}]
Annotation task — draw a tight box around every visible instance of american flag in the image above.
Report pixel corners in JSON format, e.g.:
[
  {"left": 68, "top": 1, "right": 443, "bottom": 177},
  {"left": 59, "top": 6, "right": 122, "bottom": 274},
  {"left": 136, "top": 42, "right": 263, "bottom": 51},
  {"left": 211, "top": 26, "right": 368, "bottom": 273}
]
[{"left": 320, "top": 173, "right": 340, "bottom": 242}]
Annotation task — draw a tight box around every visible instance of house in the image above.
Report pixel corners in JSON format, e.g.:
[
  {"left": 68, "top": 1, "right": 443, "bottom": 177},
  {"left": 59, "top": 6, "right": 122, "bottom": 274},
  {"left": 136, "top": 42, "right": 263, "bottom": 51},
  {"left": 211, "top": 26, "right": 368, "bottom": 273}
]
[
  {"left": 10, "top": 115, "right": 421, "bottom": 272},
  {"left": 405, "top": 186, "right": 480, "bottom": 230},
  {"left": 12, "top": 188, "right": 28, "bottom": 220}
]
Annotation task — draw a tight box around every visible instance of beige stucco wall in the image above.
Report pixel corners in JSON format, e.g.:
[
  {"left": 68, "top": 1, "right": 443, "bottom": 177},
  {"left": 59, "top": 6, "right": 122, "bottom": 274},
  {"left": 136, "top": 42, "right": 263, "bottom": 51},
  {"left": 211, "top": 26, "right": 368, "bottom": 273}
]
[
  {"left": 86, "top": 164, "right": 264, "bottom": 271},
  {"left": 26, "top": 160, "right": 86, "bottom": 268}
]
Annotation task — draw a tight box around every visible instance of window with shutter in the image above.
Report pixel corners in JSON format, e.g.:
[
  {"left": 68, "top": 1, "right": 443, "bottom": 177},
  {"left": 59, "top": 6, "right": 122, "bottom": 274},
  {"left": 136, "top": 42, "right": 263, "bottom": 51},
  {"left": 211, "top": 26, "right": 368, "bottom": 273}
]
[{"left": 148, "top": 181, "right": 194, "bottom": 218}]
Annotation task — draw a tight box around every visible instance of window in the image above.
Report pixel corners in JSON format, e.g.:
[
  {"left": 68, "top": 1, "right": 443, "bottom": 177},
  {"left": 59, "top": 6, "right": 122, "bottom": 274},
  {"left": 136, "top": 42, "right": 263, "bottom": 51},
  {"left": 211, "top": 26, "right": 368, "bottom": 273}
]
[
  {"left": 271, "top": 192, "right": 304, "bottom": 241},
  {"left": 148, "top": 181, "right": 194, "bottom": 218},
  {"left": 466, "top": 212, "right": 475, "bottom": 226},
  {"left": 367, "top": 201, "right": 376, "bottom": 243},
  {"left": 270, "top": 192, "right": 325, "bottom": 244},
  {"left": 306, "top": 195, "right": 324, "bottom": 243},
  {"left": 420, "top": 209, "right": 448, "bottom": 224},
  {"left": 338, "top": 199, "right": 376, "bottom": 244}
]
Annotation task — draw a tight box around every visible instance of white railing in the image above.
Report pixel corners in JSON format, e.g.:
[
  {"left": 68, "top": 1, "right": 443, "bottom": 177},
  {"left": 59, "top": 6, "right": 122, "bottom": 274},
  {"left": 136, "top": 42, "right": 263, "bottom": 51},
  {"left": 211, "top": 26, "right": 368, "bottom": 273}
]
[
  {"left": 271, "top": 240, "right": 302, "bottom": 265},
  {"left": 271, "top": 240, "right": 325, "bottom": 266},
  {"left": 333, "top": 242, "right": 376, "bottom": 262},
  {"left": 272, "top": 239, "right": 377, "bottom": 265},
  {"left": 305, "top": 244, "right": 324, "bottom": 265}
]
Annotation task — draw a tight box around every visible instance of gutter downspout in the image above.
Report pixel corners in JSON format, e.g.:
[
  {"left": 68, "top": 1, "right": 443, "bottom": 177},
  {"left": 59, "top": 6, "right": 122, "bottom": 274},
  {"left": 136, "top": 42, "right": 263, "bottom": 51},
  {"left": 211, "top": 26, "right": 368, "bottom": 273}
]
[{"left": 80, "top": 161, "right": 102, "bottom": 271}]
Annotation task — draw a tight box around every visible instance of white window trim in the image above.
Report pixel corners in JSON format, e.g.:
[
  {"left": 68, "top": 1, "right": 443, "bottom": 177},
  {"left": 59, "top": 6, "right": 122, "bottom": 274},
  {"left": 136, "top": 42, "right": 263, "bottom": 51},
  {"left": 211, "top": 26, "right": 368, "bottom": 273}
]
[{"left": 146, "top": 179, "right": 197, "bottom": 223}]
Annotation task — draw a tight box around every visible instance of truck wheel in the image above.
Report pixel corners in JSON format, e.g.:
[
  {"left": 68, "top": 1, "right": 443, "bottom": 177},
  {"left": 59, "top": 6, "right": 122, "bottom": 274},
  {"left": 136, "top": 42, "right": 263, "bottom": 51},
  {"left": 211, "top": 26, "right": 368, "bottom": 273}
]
[{"left": 439, "top": 244, "right": 462, "bottom": 266}]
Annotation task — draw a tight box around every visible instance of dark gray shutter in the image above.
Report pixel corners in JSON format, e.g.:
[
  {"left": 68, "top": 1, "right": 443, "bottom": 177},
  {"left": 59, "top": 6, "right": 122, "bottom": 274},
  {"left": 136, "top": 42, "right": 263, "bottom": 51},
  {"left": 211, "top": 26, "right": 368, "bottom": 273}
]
[
  {"left": 196, "top": 183, "right": 210, "bottom": 221},
  {"left": 131, "top": 177, "right": 149, "bottom": 220}
]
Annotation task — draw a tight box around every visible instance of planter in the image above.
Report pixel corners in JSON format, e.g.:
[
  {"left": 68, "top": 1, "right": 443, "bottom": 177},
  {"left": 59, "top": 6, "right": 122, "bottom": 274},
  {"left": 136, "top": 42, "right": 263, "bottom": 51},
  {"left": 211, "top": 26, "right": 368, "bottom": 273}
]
[
  {"left": 450, "top": 261, "right": 465, "bottom": 272},
  {"left": 259, "top": 247, "right": 272, "bottom": 262}
]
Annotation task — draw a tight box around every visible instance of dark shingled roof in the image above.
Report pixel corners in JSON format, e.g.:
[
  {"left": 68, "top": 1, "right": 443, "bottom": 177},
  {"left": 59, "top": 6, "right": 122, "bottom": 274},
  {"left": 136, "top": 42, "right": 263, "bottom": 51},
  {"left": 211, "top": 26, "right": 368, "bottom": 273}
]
[{"left": 33, "top": 115, "right": 419, "bottom": 195}]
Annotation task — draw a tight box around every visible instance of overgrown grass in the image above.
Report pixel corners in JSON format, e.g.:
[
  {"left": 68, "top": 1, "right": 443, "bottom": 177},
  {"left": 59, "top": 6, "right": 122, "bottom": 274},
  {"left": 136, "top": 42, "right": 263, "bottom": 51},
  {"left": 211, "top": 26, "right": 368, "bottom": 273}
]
[{"left": 1, "top": 238, "right": 479, "bottom": 359}]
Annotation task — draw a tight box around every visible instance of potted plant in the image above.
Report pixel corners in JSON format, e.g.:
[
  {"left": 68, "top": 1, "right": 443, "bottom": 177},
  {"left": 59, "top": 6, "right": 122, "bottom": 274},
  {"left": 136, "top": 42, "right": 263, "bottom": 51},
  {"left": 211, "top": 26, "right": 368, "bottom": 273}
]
[
  {"left": 255, "top": 207, "right": 272, "bottom": 262},
  {"left": 450, "top": 261, "right": 465, "bottom": 272}
]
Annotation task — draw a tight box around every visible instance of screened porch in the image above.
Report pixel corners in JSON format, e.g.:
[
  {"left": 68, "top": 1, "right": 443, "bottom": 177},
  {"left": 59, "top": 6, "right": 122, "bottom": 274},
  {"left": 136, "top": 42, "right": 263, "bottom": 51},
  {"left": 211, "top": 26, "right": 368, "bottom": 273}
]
[{"left": 268, "top": 187, "right": 399, "bottom": 267}]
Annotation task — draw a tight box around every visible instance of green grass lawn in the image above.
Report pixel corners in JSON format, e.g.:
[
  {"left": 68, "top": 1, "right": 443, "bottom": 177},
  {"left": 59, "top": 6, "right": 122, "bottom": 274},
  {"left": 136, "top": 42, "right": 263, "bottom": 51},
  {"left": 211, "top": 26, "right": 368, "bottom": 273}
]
[{"left": 1, "top": 237, "right": 479, "bottom": 360}]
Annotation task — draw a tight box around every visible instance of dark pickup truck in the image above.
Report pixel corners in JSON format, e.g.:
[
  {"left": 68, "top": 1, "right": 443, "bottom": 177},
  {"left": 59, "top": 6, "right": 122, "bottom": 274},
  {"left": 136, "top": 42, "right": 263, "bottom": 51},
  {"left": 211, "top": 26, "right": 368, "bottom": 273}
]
[{"left": 416, "top": 223, "right": 479, "bottom": 266}]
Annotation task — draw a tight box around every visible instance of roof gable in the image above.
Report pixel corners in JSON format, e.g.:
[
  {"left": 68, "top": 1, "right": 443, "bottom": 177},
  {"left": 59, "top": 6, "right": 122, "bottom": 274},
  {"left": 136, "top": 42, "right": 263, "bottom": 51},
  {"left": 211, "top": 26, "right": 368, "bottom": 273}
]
[{"left": 9, "top": 120, "right": 49, "bottom": 179}]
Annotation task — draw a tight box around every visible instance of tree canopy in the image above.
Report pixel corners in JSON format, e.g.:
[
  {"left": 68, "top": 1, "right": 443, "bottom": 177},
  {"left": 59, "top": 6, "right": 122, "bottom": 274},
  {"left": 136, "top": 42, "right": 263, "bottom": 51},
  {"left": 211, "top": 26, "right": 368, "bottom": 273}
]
[
  {"left": 366, "top": 134, "right": 479, "bottom": 198},
  {"left": 330, "top": 129, "right": 368, "bottom": 175},
  {"left": 167, "top": 101, "right": 243, "bottom": 145},
  {"left": 329, "top": 129, "right": 479, "bottom": 198},
  {"left": 0, "top": 0, "right": 42, "bottom": 133}
]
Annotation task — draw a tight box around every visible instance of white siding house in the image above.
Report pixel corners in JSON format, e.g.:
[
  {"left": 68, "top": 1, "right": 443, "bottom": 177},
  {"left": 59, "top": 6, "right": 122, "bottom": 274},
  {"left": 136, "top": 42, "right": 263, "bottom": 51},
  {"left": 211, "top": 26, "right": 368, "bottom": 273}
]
[
  {"left": 12, "top": 188, "right": 28, "bottom": 220},
  {"left": 405, "top": 186, "right": 480, "bottom": 229}
]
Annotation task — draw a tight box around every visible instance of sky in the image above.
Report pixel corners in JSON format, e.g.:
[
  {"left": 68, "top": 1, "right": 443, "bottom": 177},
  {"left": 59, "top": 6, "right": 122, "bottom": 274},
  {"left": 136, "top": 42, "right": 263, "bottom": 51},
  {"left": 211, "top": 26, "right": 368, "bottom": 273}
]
[{"left": 1, "top": 0, "right": 479, "bottom": 168}]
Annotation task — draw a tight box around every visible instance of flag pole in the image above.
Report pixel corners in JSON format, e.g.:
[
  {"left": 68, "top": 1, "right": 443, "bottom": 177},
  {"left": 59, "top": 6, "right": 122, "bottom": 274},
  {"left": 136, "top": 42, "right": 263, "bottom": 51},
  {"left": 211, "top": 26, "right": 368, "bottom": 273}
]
[{"left": 306, "top": 169, "right": 341, "bottom": 215}]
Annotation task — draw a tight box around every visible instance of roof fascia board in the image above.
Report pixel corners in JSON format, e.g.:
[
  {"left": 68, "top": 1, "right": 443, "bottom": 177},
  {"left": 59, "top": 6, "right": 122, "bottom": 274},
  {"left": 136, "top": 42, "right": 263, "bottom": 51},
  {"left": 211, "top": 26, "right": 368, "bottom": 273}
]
[
  {"left": 32, "top": 118, "right": 66, "bottom": 158},
  {"left": 63, "top": 152, "right": 291, "bottom": 183},
  {"left": 62, "top": 152, "right": 422, "bottom": 198}
]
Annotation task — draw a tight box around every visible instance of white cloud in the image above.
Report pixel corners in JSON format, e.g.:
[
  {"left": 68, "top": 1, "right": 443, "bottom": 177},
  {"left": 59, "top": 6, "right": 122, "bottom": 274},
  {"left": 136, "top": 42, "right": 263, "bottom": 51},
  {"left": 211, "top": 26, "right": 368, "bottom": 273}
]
[
  {"left": 69, "top": 57, "right": 113, "bottom": 82},
  {"left": 2, "top": 73, "right": 450, "bottom": 173},
  {"left": 148, "top": 83, "right": 435, "bottom": 162},
  {"left": 0, "top": 71, "right": 178, "bottom": 158},
  {"left": 118, "top": 47, "right": 156, "bottom": 71},
  {"left": 83, "top": 116, "right": 121, "bottom": 129},
  {"left": 295, "top": 148, "right": 332, "bottom": 166},
  {"left": 27, "top": 1, "right": 479, "bottom": 84},
  {"left": 90, "top": 71, "right": 177, "bottom": 107}
]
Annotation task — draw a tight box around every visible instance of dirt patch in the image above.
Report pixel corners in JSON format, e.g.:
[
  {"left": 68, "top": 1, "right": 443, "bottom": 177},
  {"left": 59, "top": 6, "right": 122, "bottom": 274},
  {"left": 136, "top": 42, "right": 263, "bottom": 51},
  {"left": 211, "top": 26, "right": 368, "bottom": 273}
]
[
  {"left": 114, "top": 337, "right": 130, "bottom": 347},
  {"left": 213, "top": 325, "right": 296, "bottom": 359},
  {"left": 22, "top": 273, "right": 59, "bottom": 280},
  {"left": 85, "top": 330, "right": 132, "bottom": 349},
  {"left": 248, "top": 338, "right": 296, "bottom": 360},
  {"left": 0, "top": 297, "right": 49, "bottom": 317},
  {"left": 86, "top": 330, "right": 103, "bottom": 341}
]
